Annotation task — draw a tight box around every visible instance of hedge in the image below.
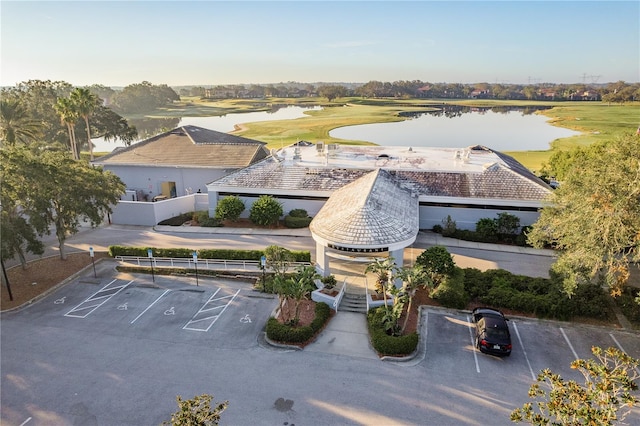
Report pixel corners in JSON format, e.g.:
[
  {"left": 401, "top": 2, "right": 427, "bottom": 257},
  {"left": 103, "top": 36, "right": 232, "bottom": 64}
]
[
  {"left": 367, "top": 307, "right": 419, "bottom": 356},
  {"left": 266, "top": 302, "right": 331, "bottom": 344},
  {"left": 284, "top": 215, "right": 312, "bottom": 228},
  {"left": 431, "top": 268, "right": 469, "bottom": 309},
  {"left": 108, "top": 245, "right": 311, "bottom": 262}
]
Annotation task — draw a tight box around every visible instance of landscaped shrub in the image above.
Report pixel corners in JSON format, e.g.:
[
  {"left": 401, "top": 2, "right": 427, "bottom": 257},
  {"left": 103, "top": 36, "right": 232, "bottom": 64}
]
[
  {"left": 616, "top": 287, "right": 640, "bottom": 325},
  {"left": 249, "top": 195, "right": 283, "bottom": 226},
  {"left": 288, "top": 209, "right": 309, "bottom": 218},
  {"left": 215, "top": 196, "right": 245, "bottom": 221},
  {"left": 194, "top": 210, "right": 223, "bottom": 227},
  {"left": 496, "top": 212, "right": 520, "bottom": 237},
  {"left": 321, "top": 275, "right": 337, "bottom": 289},
  {"left": 475, "top": 218, "right": 499, "bottom": 242},
  {"left": 157, "top": 212, "right": 194, "bottom": 226},
  {"left": 462, "top": 267, "right": 491, "bottom": 300},
  {"left": 265, "top": 302, "right": 331, "bottom": 344},
  {"left": 283, "top": 215, "right": 312, "bottom": 228},
  {"left": 441, "top": 215, "right": 457, "bottom": 237},
  {"left": 367, "top": 307, "right": 418, "bottom": 356},
  {"left": 431, "top": 267, "right": 469, "bottom": 309}
]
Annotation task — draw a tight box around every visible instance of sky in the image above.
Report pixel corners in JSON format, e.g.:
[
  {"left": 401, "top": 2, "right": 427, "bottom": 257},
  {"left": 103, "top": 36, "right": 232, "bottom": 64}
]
[{"left": 1, "top": 1, "right": 638, "bottom": 88}]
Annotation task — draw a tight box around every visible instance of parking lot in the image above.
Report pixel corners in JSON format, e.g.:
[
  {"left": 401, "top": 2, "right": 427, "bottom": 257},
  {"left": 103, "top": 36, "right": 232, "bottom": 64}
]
[{"left": 2, "top": 263, "right": 640, "bottom": 425}]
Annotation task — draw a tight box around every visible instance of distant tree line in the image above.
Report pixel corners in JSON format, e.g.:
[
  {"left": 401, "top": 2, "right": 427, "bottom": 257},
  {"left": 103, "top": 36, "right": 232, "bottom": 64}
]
[
  {"left": 1, "top": 80, "right": 138, "bottom": 157},
  {"left": 178, "top": 80, "right": 640, "bottom": 103}
]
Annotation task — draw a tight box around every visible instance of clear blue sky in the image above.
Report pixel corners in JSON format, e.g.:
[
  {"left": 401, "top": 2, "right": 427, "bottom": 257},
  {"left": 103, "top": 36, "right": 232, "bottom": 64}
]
[{"left": 1, "top": 1, "right": 638, "bottom": 87}]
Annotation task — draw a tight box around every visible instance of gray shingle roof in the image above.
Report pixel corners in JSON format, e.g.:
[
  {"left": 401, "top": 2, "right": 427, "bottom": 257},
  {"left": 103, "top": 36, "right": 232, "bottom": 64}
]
[
  {"left": 211, "top": 145, "right": 551, "bottom": 202},
  {"left": 93, "top": 125, "right": 268, "bottom": 168},
  {"left": 310, "top": 169, "right": 419, "bottom": 247}
]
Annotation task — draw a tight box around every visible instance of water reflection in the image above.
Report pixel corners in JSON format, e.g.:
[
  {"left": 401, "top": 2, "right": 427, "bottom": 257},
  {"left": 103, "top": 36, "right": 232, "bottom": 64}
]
[
  {"left": 398, "top": 105, "right": 551, "bottom": 119},
  {"left": 330, "top": 106, "right": 580, "bottom": 151}
]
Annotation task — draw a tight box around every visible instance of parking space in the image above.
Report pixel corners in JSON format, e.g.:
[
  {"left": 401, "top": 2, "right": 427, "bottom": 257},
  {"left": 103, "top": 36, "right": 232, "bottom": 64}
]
[
  {"left": 421, "top": 308, "right": 640, "bottom": 385},
  {"left": 16, "top": 272, "right": 277, "bottom": 349}
]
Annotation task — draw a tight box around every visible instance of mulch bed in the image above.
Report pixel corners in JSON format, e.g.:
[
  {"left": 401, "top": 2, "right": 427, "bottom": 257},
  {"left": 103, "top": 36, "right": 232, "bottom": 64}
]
[{"left": 1, "top": 252, "right": 110, "bottom": 311}]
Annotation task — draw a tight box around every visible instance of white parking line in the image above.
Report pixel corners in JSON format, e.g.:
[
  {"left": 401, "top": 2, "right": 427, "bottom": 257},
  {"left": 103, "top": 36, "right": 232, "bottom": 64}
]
[
  {"left": 512, "top": 322, "right": 536, "bottom": 380},
  {"left": 609, "top": 333, "right": 640, "bottom": 375},
  {"left": 183, "top": 289, "right": 240, "bottom": 332},
  {"left": 560, "top": 327, "right": 579, "bottom": 359},
  {"left": 19, "top": 417, "right": 32, "bottom": 426},
  {"left": 130, "top": 289, "right": 171, "bottom": 324},
  {"left": 467, "top": 314, "right": 480, "bottom": 373},
  {"left": 65, "top": 280, "right": 133, "bottom": 318}
]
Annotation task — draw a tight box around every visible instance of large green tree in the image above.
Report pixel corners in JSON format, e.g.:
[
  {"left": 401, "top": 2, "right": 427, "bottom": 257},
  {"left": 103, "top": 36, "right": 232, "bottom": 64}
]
[
  {"left": 1, "top": 147, "right": 125, "bottom": 260},
  {"left": 111, "top": 81, "right": 180, "bottom": 114},
  {"left": 527, "top": 134, "right": 640, "bottom": 298}
]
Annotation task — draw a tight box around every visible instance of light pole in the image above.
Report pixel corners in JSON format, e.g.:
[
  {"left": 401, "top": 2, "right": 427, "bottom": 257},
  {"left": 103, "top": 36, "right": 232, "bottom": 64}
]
[
  {"left": 89, "top": 246, "right": 97, "bottom": 278},
  {"left": 192, "top": 251, "right": 199, "bottom": 286},
  {"left": 1, "top": 258, "right": 13, "bottom": 301},
  {"left": 147, "top": 248, "right": 155, "bottom": 282},
  {"left": 260, "top": 255, "right": 267, "bottom": 292}
]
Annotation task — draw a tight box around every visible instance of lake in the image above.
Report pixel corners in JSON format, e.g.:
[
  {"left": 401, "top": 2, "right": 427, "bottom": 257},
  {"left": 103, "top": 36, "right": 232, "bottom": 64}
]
[
  {"left": 330, "top": 106, "right": 581, "bottom": 151},
  {"left": 93, "top": 105, "right": 579, "bottom": 153},
  {"left": 92, "top": 106, "right": 322, "bottom": 152}
]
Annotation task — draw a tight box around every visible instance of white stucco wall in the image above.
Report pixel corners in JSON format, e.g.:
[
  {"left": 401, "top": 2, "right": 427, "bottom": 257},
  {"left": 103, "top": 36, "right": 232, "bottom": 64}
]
[
  {"left": 101, "top": 165, "right": 231, "bottom": 200},
  {"left": 418, "top": 205, "right": 540, "bottom": 231},
  {"left": 110, "top": 194, "right": 209, "bottom": 226}
]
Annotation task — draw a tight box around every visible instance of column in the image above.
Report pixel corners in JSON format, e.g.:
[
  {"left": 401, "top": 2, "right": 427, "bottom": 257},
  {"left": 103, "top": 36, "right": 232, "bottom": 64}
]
[
  {"left": 315, "top": 242, "right": 330, "bottom": 277},
  {"left": 390, "top": 248, "right": 404, "bottom": 288}
]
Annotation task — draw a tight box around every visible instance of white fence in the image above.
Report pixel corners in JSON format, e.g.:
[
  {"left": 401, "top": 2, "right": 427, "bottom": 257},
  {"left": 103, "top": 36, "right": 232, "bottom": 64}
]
[{"left": 115, "top": 256, "right": 310, "bottom": 272}]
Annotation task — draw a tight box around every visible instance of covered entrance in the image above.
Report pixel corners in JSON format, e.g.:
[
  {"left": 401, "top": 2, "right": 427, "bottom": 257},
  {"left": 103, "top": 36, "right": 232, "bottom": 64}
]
[{"left": 309, "top": 169, "right": 419, "bottom": 290}]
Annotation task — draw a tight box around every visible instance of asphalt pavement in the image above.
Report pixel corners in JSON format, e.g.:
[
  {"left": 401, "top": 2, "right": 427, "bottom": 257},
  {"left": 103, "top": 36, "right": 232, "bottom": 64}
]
[{"left": 4, "top": 222, "right": 561, "bottom": 361}]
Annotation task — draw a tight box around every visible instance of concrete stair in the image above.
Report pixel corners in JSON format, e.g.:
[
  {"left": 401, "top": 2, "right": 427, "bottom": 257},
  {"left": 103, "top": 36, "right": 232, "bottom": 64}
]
[{"left": 339, "top": 292, "right": 367, "bottom": 313}]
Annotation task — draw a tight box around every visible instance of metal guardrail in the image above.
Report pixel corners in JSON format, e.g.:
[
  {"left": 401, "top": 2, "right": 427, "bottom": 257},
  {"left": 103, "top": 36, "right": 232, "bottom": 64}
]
[{"left": 114, "top": 256, "right": 310, "bottom": 272}]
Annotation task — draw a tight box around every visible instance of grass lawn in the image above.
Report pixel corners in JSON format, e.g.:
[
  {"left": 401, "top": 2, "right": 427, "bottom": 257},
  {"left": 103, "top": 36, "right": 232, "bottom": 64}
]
[{"left": 124, "top": 97, "right": 640, "bottom": 172}]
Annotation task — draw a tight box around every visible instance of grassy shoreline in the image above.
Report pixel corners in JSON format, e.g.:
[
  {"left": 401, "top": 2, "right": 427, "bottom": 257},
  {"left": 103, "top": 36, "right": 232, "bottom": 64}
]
[{"left": 138, "top": 97, "right": 640, "bottom": 172}]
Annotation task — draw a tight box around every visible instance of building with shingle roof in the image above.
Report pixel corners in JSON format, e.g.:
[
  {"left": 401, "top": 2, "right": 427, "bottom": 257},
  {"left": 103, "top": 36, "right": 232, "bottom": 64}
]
[
  {"left": 207, "top": 142, "right": 552, "bottom": 276},
  {"left": 93, "top": 125, "right": 268, "bottom": 201}
]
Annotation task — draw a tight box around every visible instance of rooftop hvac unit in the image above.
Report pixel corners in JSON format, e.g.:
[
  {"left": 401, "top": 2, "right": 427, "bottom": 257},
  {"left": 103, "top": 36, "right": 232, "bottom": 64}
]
[{"left": 316, "top": 142, "right": 325, "bottom": 154}]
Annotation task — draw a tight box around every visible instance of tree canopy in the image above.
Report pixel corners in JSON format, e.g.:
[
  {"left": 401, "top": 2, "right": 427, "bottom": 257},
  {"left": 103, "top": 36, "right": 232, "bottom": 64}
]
[
  {"left": 527, "top": 134, "right": 640, "bottom": 298},
  {"left": 111, "top": 81, "right": 180, "bottom": 114},
  {"left": 1, "top": 80, "right": 137, "bottom": 153},
  {"left": 511, "top": 346, "right": 639, "bottom": 425},
  {"left": 0, "top": 146, "right": 126, "bottom": 260}
]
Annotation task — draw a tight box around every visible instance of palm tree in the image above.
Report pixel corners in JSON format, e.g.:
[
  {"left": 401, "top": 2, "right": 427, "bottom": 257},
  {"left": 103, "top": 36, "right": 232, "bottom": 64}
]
[
  {"left": 0, "top": 98, "right": 41, "bottom": 147},
  {"left": 70, "top": 88, "right": 98, "bottom": 160},
  {"left": 54, "top": 97, "right": 79, "bottom": 160},
  {"left": 365, "top": 256, "right": 397, "bottom": 308},
  {"left": 396, "top": 266, "right": 432, "bottom": 334}
]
